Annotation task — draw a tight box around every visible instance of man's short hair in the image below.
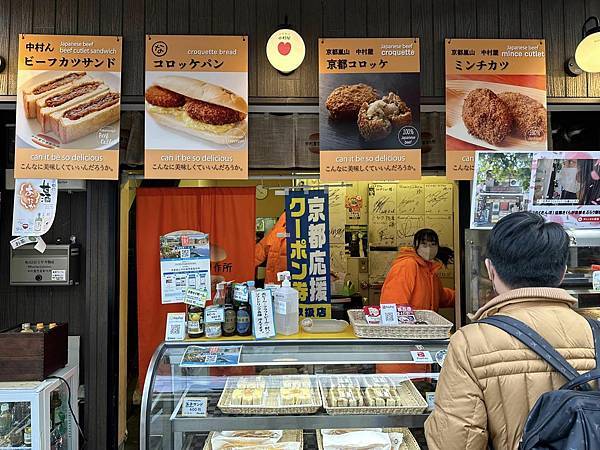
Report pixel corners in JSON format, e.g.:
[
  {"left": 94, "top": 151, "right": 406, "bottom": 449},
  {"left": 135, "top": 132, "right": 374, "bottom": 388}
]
[{"left": 486, "top": 212, "right": 570, "bottom": 288}]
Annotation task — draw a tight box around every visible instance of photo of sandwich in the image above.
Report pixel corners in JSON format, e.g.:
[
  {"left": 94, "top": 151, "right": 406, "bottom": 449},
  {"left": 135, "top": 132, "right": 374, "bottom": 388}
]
[
  {"left": 16, "top": 70, "right": 121, "bottom": 149},
  {"left": 446, "top": 78, "right": 547, "bottom": 151},
  {"left": 320, "top": 73, "right": 420, "bottom": 151},
  {"left": 145, "top": 75, "right": 248, "bottom": 146}
]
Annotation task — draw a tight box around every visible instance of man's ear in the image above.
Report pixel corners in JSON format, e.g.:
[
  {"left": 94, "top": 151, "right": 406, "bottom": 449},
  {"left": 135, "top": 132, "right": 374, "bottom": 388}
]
[
  {"left": 560, "top": 265, "right": 567, "bottom": 284},
  {"left": 485, "top": 258, "right": 494, "bottom": 280}
]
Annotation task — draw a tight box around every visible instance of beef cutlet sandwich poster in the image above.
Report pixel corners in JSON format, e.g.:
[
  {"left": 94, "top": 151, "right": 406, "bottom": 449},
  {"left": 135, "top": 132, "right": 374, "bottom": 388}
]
[
  {"left": 15, "top": 35, "right": 122, "bottom": 180},
  {"left": 145, "top": 35, "right": 248, "bottom": 179},
  {"left": 319, "top": 38, "right": 421, "bottom": 181},
  {"left": 445, "top": 39, "right": 547, "bottom": 180}
]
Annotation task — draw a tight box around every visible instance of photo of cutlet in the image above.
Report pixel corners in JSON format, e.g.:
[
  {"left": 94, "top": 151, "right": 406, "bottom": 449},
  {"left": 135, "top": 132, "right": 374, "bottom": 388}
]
[
  {"left": 325, "top": 83, "right": 379, "bottom": 120},
  {"left": 498, "top": 92, "right": 547, "bottom": 142},
  {"left": 462, "top": 88, "right": 513, "bottom": 146}
]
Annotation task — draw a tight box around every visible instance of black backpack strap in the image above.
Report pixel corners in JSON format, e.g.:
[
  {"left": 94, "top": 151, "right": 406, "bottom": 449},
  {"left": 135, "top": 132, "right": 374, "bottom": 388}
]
[
  {"left": 479, "top": 315, "right": 580, "bottom": 383},
  {"left": 560, "top": 318, "right": 600, "bottom": 391}
]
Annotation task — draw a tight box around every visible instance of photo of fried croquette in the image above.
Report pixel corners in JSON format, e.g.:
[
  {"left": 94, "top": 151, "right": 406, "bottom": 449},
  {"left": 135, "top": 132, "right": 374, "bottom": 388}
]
[
  {"left": 357, "top": 93, "right": 413, "bottom": 141},
  {"left": 145, "top": 85, "right": 186, "bottom": 108},
  {"left": 462, "top": 88, "right": 513, "bottom": 146},
  {"left": 498, "top": 92, "right": 547, "bottom": 142},
  {"left": 184, "top": 99, "right": 247, "bottom": 126},
  {"left": 325, "top": 83, "right": 378, "bottom": 120}
]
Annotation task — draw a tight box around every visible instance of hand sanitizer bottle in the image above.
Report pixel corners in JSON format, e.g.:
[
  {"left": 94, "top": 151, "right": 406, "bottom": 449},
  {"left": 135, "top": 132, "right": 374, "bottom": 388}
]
[{"left": 274, "top": 271, "right": 299, "bottom": 336}]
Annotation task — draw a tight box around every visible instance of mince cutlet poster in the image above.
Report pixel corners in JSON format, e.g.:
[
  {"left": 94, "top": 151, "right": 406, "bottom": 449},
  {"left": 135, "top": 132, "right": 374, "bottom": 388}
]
[
  {"left": 319, "top": 38, "right": 421, "bottom": 181},
  {"left": 445, "top": 39, "right": 547, "bottom": 180}
]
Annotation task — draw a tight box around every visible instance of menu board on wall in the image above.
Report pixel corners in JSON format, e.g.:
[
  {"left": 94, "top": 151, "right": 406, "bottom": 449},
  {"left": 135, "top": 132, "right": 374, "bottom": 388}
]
[
  {"left": 15, "top": 34, "right": 122, "bottom": 179},
  {"left": 145, "top": 35, "right": 248, "bottom": 179},
  {"left": 319, "top": 38, "right": 421, "bottom": 181},
  {"left": 285, "top": 189, "right": 332, "bottom": 319},
  {"left": 445, "top": 39, "right": 547, "bottom": 180}
]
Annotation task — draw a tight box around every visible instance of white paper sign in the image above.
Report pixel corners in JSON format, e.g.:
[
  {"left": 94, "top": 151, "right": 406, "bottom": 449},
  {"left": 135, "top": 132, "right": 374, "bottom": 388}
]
[
  {"left": 160, "top": 231, "right": 211, "bottom": 304},
  {"left": 12, "top": 179, "right": 58, "bottom": 237},
  {"left": 184, "top": 288, "right": 207, "bottom": 308},
  {"left": 233, "top": 284, "right": 249, "bottom": 303},
  {"left": 51, "top": 270, "right": 66, "bottom": 281},
  {"left": 165, "top": 313, "right": 186, "bottom": 341},
  {"left": 10, "top": 235, "right": 38, "bottom": 249},
  {"left": 181, "top": 397, "right": 208, "bottom": 417},
  {"left": 205, "top": 307, "right": 225, "bottom": 323},
  {"left": 410, "top": 350, "right": 434, "bottom": 363},
  {"left": 381, "top": 304, "right": 399, "bottom": 326},
  {"left": 250, "top": 289, "right": 276, "bottom": 339}
]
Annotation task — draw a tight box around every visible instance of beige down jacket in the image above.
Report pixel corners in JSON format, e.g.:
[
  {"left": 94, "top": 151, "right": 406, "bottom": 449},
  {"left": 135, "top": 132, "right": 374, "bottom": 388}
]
[{"left": 425, "top": 288, "right": 597, "bottom": 450}]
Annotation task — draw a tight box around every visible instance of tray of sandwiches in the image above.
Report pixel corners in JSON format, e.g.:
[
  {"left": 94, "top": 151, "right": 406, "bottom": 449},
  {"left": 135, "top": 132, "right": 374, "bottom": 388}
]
[
  {"left": 318, "top": 375, "right": 428, "bottom": 416},
  {"left": 217, "top": 375, "right": 322, "bottom": 415},
  {"left": 316, "top": 428, "right": 420, "bottom": 450},
  {"left": 202, "top": 430, "right": 303, "bottom": 450}
]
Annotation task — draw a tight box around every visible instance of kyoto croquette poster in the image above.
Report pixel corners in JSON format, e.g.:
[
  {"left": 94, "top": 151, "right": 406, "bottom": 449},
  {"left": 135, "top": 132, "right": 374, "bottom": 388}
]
[
  {"left": 445, "top": 39, "right": 547, "bottom": 180},
  {"left": 15, "top": 34, "right": 122, "bottom": 180},
  {"left": 145, "top": 35, "right": 248, "bottom": 179},
  {"left": 319, "top": 38, "right": 421, "bottom": 181}
]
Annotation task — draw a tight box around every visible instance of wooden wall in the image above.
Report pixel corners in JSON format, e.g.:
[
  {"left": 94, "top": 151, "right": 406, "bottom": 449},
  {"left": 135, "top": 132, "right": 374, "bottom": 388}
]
[{"left": 1, "top": 0, "right": 600, "bottom": 101}]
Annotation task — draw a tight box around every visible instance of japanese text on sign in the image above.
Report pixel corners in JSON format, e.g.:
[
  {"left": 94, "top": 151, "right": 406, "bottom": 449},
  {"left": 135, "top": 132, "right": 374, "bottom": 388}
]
[
  {"left": 250, "top": 289, "right": 275, "bottom": 339},
  {"left": 286, "top": 190, "right": 331, "bottom": 314}
]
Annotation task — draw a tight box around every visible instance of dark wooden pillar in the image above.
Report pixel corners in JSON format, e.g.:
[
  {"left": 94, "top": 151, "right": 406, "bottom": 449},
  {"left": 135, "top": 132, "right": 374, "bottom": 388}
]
[{"left": 85, "top": 181, "right": 119, "bottom": 449}]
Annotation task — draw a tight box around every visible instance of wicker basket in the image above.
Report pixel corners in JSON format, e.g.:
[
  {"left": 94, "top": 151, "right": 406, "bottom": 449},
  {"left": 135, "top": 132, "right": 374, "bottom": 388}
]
[
  {"left": 319, "top": 376, "right": 428, "bottom": 415},
  {"left": 218, "top": 376, "right": 322, "bottom": 415},
  {"left": 202, "top": 429, "right": 304, "bottom": 450},
  {"left": 348, "top": 309, "right": 452, "bottom": 340},
  {"left": 316, "top": 428, "right": 420, "bottom": 450}
]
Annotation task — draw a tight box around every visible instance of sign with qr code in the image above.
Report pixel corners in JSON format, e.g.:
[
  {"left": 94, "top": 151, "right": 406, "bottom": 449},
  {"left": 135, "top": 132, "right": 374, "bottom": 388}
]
[
  {"left": 410, "top": 350, "right": 433, "bottom": 363},
  {"left": 381, "top": 304, "right": 399, "bottom": 326},
  {"left": 165, "top": 312, "right": 186, "bottom": 341}
]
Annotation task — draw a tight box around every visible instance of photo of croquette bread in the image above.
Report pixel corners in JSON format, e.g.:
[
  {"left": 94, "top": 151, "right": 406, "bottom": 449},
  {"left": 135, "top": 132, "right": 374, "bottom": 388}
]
[
  {"left": 447, "top": 79, "right": 547, "bottom": 150},
  {"left": 319, "top": 73, "right": 421, "bottom": 151},
  {"left": 17, "top": 70, "right": 121, "bottom": 148}
]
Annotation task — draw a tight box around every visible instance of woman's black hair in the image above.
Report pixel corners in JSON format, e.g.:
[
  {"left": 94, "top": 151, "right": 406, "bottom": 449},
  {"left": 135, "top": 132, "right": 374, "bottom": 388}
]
[{"left": 413, "top": 228, "right": 454, "bottom": 267}]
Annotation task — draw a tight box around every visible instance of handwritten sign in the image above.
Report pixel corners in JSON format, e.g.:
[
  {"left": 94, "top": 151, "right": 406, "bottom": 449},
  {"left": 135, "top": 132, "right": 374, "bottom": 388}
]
[
  {"left": 184, "top": 288, "right": 207, "bottom": 308},
  {"left": 233, "top": 284, "right": 249, "bottom": 303},
  {"left": 425, "top": 184, "right": 453, "bottom": 215},
  {"left": 181, "top": 397, "right": 208, "bottom": 417},
  {"left": 205, "top": 307, "right": 225, "bottom": 323},
  {"left": 250, "top": 289, "right": 276, "bottom": 339}
]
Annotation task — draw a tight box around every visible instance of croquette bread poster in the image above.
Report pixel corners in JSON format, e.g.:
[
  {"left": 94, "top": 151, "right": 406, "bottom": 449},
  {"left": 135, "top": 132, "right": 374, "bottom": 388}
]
[
  {"left": 445, "top": 39, "right": 547, "bottom": 180},
  {"left": 145, "top": 35, "right": 248, "bottom": 179},
  {"left": 319, "top": 38, "right": 421, "bottom": 181},
  {"left": 15, "top": 34, "right": 122, "bottom": 180}
]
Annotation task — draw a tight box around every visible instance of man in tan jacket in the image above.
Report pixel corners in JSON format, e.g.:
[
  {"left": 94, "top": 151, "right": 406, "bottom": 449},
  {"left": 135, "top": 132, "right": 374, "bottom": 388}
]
[{"left": 425, "top": 212, "right": 597, "bottom": 450}]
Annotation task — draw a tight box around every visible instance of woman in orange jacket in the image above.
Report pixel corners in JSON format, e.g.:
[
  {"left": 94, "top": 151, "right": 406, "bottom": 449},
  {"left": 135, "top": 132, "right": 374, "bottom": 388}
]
[
  {"left": 254, "top": 212, "right": 288, "bottom": 284},
  {"left": 380, "top": 228, "right": 454, "bottom": 309}
]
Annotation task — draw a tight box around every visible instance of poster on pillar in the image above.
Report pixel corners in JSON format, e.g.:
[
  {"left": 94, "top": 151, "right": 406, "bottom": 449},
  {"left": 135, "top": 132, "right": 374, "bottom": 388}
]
[
  {"left": 144, "top": 35, "right": 248, "bottom": 179},
  {"left": 319, "top": 38, "right": 421, "bottom": 181},
  {"left": 285, "top": 189, "right": 332, "bottom": 319},
  {"left": 14, "top": 34, "right": 122, "bottom": 180},
  {"left": 445, "top": 39, "right": 547, "bottom": 180}
]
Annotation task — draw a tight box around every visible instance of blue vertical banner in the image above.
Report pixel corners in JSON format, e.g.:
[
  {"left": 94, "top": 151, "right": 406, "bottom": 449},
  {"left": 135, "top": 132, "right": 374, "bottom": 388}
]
[{"left": 285, "top": 189, "right": 332, "bottom": 319}]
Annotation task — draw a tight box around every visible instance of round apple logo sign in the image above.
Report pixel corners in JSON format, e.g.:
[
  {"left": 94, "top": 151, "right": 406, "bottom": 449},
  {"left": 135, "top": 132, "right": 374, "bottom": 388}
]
[{"left": 266, "top": 29, "right": 305, "bottom": 74}]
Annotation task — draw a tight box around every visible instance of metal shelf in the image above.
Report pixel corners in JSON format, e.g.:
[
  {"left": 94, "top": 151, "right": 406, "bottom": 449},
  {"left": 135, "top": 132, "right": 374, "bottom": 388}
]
[{"left": 171, "top": 413, "right": 429, "bottom": 432}]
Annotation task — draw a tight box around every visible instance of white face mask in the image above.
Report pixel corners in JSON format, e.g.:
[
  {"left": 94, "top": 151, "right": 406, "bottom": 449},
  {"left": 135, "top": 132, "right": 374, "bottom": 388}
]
[
  {"left": 417, "top": 246, "right": 438, "bottom": 261},
  {"left": 558, "top": 167, "right": 579, "bottom": 192}
]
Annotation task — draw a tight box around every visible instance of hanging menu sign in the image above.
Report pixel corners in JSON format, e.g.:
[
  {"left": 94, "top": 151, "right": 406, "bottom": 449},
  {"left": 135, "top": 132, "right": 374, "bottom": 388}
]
[
  {"left": 145, "top": 35, "right": 248, "bottom": 179},
  {"left": 15, "top": 34, "right": 122, "bottom": 180},
  {"left": 445, "top": 39, "right": 547, "bottom": 180},
  {"left": 285, "top": 189, "right": 332, "bottom": 319},
  {"left": 319, "top": 38, "right": 421, "bottom": 181}
]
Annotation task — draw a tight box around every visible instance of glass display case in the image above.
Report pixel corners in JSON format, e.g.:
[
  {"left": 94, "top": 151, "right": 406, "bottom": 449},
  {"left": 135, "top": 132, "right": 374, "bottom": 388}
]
[
  {"left": 465, "top": 229, "right": 600, "bottom": 319},
  {"left": 0, "top": 337, "right": 79, "bottom": 450},
  {"left": 141, "top": 338, "right": 449, "bottom": 450}
]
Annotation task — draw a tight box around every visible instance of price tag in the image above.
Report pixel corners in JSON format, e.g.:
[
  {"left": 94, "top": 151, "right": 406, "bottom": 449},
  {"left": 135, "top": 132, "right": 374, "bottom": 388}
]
[
  {"left": 205, "top": 307, "right": 225, "bottom": 323},
  {"left": 181, "top": 397, "right": 208, "bottom": 417},
  {"left": 233, "top": 284, "right": 249, "bottom": 303},
  {"left": 184, "top": 288, "right": 207, "bottom": 308},
  {"left": 381, "top": 304, "right": 399, "bottom": 326},
  {"left": 410, "top": 350, "right": 434, "bottom": 363},
  {"left": 165, "top": 313, "right": 186, "bottom": 341}
]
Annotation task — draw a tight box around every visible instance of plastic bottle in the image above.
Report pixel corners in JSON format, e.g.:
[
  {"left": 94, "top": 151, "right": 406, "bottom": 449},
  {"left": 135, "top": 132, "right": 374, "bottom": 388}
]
[{"left": 274, "top": 271, "right": 299, "bottom": 336}]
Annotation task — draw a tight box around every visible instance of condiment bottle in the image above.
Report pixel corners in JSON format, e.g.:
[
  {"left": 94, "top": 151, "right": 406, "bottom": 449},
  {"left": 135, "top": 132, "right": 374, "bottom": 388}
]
[
  {"left": 23, "top": 426, "right": 31, "bottom": 445},
  {"left": 187, "top": 305, "right": 204, "bottom": 339}
]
